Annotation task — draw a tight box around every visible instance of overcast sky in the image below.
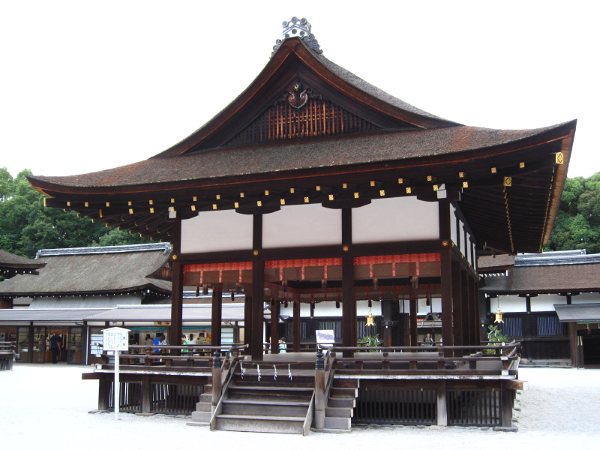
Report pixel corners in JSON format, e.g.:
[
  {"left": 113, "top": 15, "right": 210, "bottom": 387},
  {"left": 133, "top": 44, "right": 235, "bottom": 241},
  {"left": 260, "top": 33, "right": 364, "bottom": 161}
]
[{"left": 1, "top": 1, "right": 597, "bottom": 179}]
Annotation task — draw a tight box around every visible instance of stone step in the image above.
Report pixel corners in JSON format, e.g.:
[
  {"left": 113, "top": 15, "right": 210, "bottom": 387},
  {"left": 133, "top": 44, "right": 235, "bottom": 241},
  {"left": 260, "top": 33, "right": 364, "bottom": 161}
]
[
  {"left": 222, "top": 399, "right": 309, "bottom": 417},
  {"left": 328, "top": 397, "right": 355, "bottom": 408},
  {"left": 229, "top": 384, "right": 313, "bottom": 392},
  {"left": 227, "top": 384, "right": 313, "bottom": 401},
  {"left": 215, "top": 414, "right": 307, "bottom": 434},
  {"left": 325, "top": 406, "right": 353, "bottom": 418},
  {"left": 190, "top": 410, "right": 211, "bottom": 424},
  {"left": 324, "top": 416, "right": 351, "bottom": 430},
  {"left": 199, "top": 393, "right": 212, "bottom": 402},
  {"left": 332, "top": 378, "right": 359, "bottom": 389},
  {"left": 233, "top": 378, "right": 314, "bottom": 388},
  {"left": 330, "top": 387, "right": 357, "bottom": 397},
  {"left": 195, "top": 401, "right": 211, "bottom": 412}
]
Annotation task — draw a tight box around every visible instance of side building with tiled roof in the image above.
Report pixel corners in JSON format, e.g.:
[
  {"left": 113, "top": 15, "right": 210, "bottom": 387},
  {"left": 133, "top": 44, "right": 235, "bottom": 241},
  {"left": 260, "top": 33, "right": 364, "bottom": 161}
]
[
  {"left": 479, "top": 250, "right": 600, "bottom": 367},
  {"left": 0, "top": 243, "right": 172, "bottom": 364}
]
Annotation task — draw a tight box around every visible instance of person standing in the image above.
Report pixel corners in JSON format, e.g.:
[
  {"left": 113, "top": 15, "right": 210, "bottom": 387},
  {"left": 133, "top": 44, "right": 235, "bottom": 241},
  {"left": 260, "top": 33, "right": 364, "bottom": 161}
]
[{"left": 49, "top": 333, "right": 60, "bottom": 364}]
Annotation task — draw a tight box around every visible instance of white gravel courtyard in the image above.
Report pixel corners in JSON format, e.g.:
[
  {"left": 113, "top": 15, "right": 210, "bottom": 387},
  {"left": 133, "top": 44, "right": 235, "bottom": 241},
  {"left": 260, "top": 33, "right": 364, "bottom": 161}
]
[{"left": 1, "top": 364, "right": 599, "bottom": 449}]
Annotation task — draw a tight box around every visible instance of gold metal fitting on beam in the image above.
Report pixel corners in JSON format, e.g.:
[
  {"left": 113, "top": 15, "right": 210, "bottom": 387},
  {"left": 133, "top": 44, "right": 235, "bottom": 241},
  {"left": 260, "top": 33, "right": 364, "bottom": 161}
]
[{"left": 555, "top": 152, "right": 564, "bottom": 165}]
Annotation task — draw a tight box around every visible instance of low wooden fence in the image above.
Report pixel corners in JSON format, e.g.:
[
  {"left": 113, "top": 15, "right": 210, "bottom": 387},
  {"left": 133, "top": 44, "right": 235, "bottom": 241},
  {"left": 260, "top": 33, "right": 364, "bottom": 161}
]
[
  {"left": 322, "top": 342, "right": 521, "bottom": 428},
  {"left": 84, "top": 345, "right": 246, "bottom": 415}
]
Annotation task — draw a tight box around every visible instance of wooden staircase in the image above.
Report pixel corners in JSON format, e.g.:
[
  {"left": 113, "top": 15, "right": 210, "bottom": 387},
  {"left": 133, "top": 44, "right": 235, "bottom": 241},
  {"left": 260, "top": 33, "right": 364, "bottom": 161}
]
[
  {"left": 188, "top": 382, "right": 212, "bottom": 426},
  {"left": 323, "top": 378, "right": 359, "bottom": 431},
  {"left": 211, "top": 366, "right": 315, "bottom": 434}
]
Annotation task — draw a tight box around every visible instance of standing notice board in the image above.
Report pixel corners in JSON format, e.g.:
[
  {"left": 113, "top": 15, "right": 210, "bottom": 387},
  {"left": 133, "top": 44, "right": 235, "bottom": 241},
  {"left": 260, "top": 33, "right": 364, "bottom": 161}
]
[{"left": 101, "top": 327, "right": 130, "bottom": 420}]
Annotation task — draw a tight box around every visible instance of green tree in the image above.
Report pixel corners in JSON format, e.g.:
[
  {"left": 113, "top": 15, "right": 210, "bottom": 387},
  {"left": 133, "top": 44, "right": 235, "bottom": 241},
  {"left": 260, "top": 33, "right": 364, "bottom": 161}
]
[
  {"left": 0, "top": 168, "right": 148, "bottom": 257},
  {"left": 547, "top": 172, "right": 600, "bottom": 253}
]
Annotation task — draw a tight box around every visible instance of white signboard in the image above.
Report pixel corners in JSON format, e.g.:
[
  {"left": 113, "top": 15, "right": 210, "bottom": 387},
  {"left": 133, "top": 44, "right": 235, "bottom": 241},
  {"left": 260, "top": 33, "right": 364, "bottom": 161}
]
[
  {"left": 102, "top": 327, "right": 130, "bottom": 352},
  {"left": 316, "top": 329, "right": 335, "bottom": 348}
]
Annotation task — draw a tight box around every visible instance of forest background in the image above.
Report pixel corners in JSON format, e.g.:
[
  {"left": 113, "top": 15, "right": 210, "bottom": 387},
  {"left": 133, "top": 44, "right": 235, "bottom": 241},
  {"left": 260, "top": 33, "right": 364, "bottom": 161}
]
[{"left": 1, "top": 167, "right": 599, "bottom": 259}]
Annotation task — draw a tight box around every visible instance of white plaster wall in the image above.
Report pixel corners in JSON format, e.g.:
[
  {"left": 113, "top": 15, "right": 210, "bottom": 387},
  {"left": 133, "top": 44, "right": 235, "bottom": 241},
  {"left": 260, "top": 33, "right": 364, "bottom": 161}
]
[
  {"left": 353, "top": 197, "right": 439, "bottom": 243},
  {"left": 263, "top": 204, "right": 341, "bottom": 248},
  {"left": 418, "top": 297, "right": 442, "bottom": 315},
  {"left": 496, "top": 295, "right": 527, "bottom": 313},
  {"left": 181, "top": 210, "right": 253, "bottom": 253},
  {"left": 531, "top": 294, "right": 567, "bottom": 312},
  {"left": 279, "top": 300, "right": 381, "bottom": 318},
  {"left": 460, "top": 221, "right": 467, "bottom": 258},
  {"left": 450, "top": 204, "right": 458, "bottom": 246},
  {"left": 466, "top": 233, "right": 472, "bottom": 266}
]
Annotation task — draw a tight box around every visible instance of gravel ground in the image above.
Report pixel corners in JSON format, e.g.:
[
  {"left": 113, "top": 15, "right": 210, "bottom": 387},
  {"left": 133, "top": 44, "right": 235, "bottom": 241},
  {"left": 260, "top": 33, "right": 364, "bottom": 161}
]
[{"left": 1, "top": 364, "right": 599, "bottom": 449}]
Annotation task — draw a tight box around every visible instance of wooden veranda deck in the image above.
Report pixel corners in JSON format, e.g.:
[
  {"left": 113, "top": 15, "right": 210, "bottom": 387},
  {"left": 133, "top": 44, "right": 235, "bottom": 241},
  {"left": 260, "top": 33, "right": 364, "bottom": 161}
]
[{"left": 84, "top": 343, "right": 522, "bottom": 432}]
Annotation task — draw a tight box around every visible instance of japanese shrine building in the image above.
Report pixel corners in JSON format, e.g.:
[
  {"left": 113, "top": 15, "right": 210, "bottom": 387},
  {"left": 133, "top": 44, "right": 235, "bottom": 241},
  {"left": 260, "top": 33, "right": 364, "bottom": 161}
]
[{"left": 28, "top": 19, "right": 576, "bottom": 361}]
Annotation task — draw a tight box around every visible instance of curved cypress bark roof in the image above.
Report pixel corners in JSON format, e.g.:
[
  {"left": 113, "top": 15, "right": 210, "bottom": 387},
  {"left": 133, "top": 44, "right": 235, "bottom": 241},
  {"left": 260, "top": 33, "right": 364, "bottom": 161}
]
[
  {"left": 27, "top": 36, "right": 577, "bottom": 254},
  {"left": 30, "top": 122, "right": 572, "bottom": 191}
]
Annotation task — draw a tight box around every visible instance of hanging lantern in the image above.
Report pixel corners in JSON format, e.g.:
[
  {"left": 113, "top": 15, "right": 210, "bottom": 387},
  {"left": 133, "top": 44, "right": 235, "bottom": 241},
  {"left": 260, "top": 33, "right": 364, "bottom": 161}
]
[
  {"left": 366, "top": 310, "right": 375, "bottom": 327},
  {"left": 494, "top": 308, "right": 504, "bottom": 324},
  {"left": 494, "top": 298, "right": 504, "bottom": 323}
]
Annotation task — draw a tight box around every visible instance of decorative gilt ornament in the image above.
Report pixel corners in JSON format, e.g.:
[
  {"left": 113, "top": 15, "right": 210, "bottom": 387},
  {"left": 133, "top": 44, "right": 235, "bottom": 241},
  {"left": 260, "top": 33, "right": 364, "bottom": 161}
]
[{"left": 287, "top": 80, "right": 310, "bottom": 109}]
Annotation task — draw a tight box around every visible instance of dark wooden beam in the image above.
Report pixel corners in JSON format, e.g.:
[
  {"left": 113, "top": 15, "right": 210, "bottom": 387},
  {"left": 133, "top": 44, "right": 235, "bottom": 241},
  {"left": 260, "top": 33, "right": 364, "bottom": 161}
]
[
  {"left": 243, "top": 292, "right": 252, "bottom": 355},
  {"left": 439, "top": 200, "right": 454, "bottom": 348},
  {"left": 251, "top": 214, "right": 264, "bottom": 361},
  {"left": 409, "top": 289, "right": 418, "bottom": 346},
  {"left": 341, "top": 208, "right": 356, "bottom": 352},
  {"left": 270, "top": 299, "right": 280, "bottom": 354},
  {"left": 211, "top": 284, "right": 223, "bottom": 346},
  {"left": 169, "top": 220, "right": 183, "bottom": 352},
  {"left": 293, "top": 295, "right": 301, "bottom": 352}
]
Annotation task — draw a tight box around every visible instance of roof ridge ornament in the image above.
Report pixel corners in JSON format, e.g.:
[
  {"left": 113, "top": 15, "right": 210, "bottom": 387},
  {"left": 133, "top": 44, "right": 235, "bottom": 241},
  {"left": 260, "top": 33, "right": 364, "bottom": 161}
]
[{"left": 272, "top": 17, "right": 322, "bottom": 56}]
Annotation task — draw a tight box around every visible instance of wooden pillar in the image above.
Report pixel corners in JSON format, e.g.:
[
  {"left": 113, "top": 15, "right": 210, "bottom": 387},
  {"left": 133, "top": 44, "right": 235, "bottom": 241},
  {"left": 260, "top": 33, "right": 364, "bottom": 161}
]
[
  {"left": 450, "top": 261, "right": 462, "bottom": 347},
  {"left": 439, "top": 200, "right": 454, "bottom": 348},
  {"left": 141, "top": 374, "right": 152, "bottom": 413},
  {"left": 251, "top": 214, "right": 264, "bottom": 361},
  {"left": 98, "top": 375, "right": 110, "bottom": 410},
  {"left": 525, "top": 294, "right": 532, "bottom": 314},
  {"left": 436, "top": 381, "right": 447, "bottom": 426},
  {"left": 212, "top": 355, "right": 223, "bottom": 410},
  {"left": 341, "top": 208, "right": 356, "bottom": 353},
  {"left": 211, "top": 284, "right": 223, "bottom": 346},
  {"left": 244, "top": 293, "right": 252, "bottom": 354},
  {"left": 409, "top": 289, "right": 418, "bottom": 346},
  {"left": 568, "top": 322, "right": 580, "bottom": 367},
  {"left": 293, "top": 296, "right": 301, "bottom": 352},
  {"left": 169, "top": 219, "right": 184, "bottom": 351},
  {"left": 382, "top": 299, "right": 400, "bottom": 346},
  {"left": 27, "top": 322, "right": 34, "bottom": 363},
  {"left": 469, "top": 274, "right": 479, "bottom": 345},
  {"left": 314, "top": 363, "right": 326, "bottom": 429},
  {"left": 501, "top": 383, "right": 513, "bottom": 427},
  {"left": 81, "top": 322, "right": 89, "bottom": 365},
  {"left": 270, "top": 299, "right": 280, "bottom": 354},
  {"left": 463, "top": 272, "right": 472, "bottom": 346}
]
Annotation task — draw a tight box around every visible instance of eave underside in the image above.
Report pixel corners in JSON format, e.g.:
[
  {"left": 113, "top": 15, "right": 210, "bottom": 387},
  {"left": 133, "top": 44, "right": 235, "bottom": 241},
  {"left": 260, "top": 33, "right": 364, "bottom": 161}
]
[{"left": 33, "top": 134, "right": 571, "bottom": 255}]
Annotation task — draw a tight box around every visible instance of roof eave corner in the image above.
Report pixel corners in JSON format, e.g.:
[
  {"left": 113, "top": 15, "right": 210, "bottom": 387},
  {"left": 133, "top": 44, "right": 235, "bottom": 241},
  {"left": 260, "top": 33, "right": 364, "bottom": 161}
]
[{"left": 541, "top": 120, "right": 577, "bottom": 248}]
